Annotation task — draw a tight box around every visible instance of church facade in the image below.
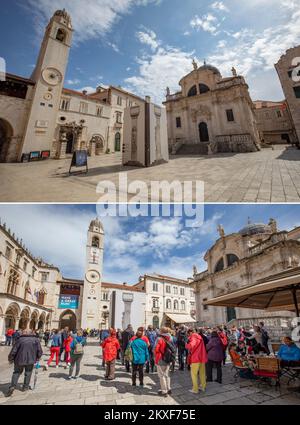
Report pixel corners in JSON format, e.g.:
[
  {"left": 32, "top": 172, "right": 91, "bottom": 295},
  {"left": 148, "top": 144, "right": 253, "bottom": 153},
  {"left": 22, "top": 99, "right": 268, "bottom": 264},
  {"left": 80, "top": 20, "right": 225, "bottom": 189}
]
[
  {"left": 192, "top": 219, "right": 300, "bottom": 332},
  {"left": 163, "top": 61, "right": 261, "bottom": 155},
  {"left": 0, "top": 10, "right": 143, "bottom": 163}
]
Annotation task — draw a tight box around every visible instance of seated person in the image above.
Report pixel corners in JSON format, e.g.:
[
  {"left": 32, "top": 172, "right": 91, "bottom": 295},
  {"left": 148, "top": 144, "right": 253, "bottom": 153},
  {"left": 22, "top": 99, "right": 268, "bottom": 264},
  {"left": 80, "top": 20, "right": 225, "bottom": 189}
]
[
  {"left": 229, "top": 344, "right": 256, "bottom": 379},
  {"left": 236, "top": 341, "right": 248, "bottom": 357},
  {"left": 277, "top": 337, "right": 300, "bottom": 367}
]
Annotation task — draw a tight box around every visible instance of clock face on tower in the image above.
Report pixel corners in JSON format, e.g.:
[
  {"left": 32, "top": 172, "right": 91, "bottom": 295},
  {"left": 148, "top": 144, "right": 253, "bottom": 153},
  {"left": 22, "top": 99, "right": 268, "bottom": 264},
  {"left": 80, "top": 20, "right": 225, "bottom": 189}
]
[
  {"left": 85, "top": 270, "right": 100, "bottom": 284},
  {"left": 42, "top": 67, "right": 63, "bottom": 86}
]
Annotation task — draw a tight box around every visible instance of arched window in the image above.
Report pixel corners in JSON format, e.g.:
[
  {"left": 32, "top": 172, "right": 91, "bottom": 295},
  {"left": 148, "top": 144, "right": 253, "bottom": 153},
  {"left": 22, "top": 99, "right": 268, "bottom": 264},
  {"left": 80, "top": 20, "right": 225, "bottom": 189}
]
[
  {"left": 24, "top": 281, "right": 30, "bottom": 300},
  {"left": 7, "top": 269, "right": 20, "bottom": 296},
  {"left": 38, "top": 290, "right": 46, "bottom": 306},
  {"left": 115, "top": 132, "right": 121, "bottom": 152},
  {"left": 227, "top": 254, "right": 239, "bottom": 267},
  {"left": 180, "top": 300, "right": 186, "bottom": 311},
  {"left": 199, "top": 83, "right": 210, "bottom": 94},
  {"left": 166, "top": 299, "right": 171, "bottom": 310},
  {"left": 56, "top": 28, "right": 66, "bottom": 43},
  {"left": 188, "top": 85, "right": 197, "bottom": 97},
  {"left": 174, "top": 300, "right": 179, "bottom": 310},
  {"left": 92, "top": 236, "right": 100, "bottom": 248},
  {"left": 215, "top": 258, "right": 224, "bottom": 273}
]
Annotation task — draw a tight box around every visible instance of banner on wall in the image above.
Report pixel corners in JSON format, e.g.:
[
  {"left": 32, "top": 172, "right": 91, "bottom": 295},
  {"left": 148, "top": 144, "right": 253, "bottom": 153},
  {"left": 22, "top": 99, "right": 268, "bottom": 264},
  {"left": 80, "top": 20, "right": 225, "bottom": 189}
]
[{"left": 58, "top": 295, "right": 79, "bottom": 309}]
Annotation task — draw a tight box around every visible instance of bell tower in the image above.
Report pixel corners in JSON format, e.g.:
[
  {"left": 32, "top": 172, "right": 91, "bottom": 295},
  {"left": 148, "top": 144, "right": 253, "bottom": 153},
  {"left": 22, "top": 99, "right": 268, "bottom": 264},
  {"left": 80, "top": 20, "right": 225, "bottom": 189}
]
[
  {"left": 19, "top": 9, "right": 73, "bottom": 159},
  {"left": 81, "top": 218, "right": 104, "bottom": 330}
]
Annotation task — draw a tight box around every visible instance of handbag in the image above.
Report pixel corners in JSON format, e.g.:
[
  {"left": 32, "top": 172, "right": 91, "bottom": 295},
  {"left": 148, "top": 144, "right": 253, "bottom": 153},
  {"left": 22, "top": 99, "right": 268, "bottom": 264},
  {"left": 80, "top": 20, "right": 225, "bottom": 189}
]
[{"left": 74, "top": 340, "right": 84, "bottom": 355}]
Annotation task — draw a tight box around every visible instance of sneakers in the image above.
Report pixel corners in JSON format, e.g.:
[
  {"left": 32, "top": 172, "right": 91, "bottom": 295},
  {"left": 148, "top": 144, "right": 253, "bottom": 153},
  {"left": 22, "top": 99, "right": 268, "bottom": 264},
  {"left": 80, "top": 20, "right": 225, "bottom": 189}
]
[
  {"left": 44, "top": 365, "right": 48, "bottom": 371},
  {"left": 167, "top": 390, "right": 172, "bottom": 395},
  {"left": 5, "top": 387, "right": 15, "bottom": 398},
  {"left": 68, "top": 376, "right": 72, "bottom": 380},
  {"left": 55, "top": 365, "right": 59, "bottom": 369},
  {"left": 21, "top": 386, "right": 30, "bottom": 393},
  {"left": 189, "top": 389, "right": 199, "bottom": 394}
]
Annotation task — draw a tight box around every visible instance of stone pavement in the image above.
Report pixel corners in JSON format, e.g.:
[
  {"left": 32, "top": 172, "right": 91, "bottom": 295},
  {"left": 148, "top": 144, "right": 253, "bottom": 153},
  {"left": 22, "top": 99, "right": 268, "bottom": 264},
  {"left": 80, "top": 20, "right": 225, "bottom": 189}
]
[
  {"left": 0, "top": 340, "right": 300, "bottom": 405},
  {"left": 1, "top": 146, "right": 300, "bottom": 203}
]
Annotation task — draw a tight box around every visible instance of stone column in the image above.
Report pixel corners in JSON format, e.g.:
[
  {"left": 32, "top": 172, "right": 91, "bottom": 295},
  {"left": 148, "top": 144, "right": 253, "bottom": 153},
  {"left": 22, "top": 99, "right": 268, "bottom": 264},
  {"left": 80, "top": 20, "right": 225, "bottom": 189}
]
[{"left": 0, "top": 315, "right": 5, "bottom": 342}]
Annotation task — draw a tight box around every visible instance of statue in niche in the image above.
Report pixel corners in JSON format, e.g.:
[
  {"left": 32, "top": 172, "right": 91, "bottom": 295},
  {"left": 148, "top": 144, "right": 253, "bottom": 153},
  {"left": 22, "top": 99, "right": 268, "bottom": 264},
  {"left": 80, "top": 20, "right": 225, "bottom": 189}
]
[
  {"left": 217, "top": 224, "right": 225, "bottom": 238},
  {"left": 269, "top": 218, "right": 278, "bottom": 234},
  {"left": 232, "top": 67, "right": 237, "bottom": 77}
]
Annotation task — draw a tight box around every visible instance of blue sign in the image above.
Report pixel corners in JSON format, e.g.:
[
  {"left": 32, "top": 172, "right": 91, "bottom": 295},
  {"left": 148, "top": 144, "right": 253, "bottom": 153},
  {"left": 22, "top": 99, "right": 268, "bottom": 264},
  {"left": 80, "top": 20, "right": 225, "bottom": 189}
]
[{"left": 58, "top": 295, "right": 79, "bottom": 309}]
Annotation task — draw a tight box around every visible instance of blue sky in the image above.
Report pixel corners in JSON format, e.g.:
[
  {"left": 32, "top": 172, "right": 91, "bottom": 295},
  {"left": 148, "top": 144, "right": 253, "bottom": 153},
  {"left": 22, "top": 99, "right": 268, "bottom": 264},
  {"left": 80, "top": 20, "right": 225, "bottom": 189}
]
[
  {"left": 1, "top": 0, "right": 299, "bottom": 103},
  {"left": 0, "top": 204, "right": 300, "bottom": 284}
]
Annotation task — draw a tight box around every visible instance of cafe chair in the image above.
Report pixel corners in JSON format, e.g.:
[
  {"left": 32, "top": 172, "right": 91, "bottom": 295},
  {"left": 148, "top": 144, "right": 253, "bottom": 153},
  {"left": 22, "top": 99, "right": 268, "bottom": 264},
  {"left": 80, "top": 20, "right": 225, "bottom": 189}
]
[{"left": 253, "top": 357, "right": 281, "bottom": 390}]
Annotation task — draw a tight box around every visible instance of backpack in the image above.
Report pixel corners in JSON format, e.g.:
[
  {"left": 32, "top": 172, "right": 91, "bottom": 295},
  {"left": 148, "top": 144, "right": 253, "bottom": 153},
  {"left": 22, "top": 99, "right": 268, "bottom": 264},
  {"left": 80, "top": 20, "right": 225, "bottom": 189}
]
[
  {"left": 161, "top": 336, "right": 176, "bottom": 364},
  {"left": 74, "top": 339, "right": 84, "bottom": 355},
  {"left": 146, "top": 331, "right": 157, "bottom": 348},
  {"left": 124, "top": 343, "right": 133, "bottom": 362}
]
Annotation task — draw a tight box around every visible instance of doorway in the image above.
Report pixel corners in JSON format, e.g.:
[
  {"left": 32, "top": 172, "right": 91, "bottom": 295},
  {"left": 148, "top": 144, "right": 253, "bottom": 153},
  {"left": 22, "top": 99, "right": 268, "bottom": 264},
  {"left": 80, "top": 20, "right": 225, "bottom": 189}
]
[
  {"left": 0, "top": 119, "right": 13, "bottom": 162},
  {"left": 59, "top": 310, "right": 77, "bottom": 331},
  {"left": 226, "top": 307, "right": 237, "bottom": 322},
  {"left": 199, "top": 122, "right": 209, "bottom": 142},
  {"left": 66, "top": 132, "right": 75, "bottom": 154},
  {"left": 115, "top": 132, "right": 121, "bottom": 152}
]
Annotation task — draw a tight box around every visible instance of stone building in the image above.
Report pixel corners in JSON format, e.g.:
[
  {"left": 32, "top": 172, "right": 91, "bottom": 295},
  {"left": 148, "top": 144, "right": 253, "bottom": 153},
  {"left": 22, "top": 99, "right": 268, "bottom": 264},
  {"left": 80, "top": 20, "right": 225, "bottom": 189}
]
[
  {"left": 133, "top": 274, "right": 196, "bottom": 329},
  {"left": 163, "top": 61, "right": 260, "bottom": 155},
  {"left": 0, "top": 9, "right": 141, "bottom": 163},
  {"left": 253, "top": 100, "right": 296, "bottom": 145},
  {"left": 275, "top": 46, "right": 300, "bottom": 145},
  {"left": 192, "top": 219, "right": 300, "bottom": 332},
  {"left": 0, "top": 217, "right": 104, "bottom": 339}
]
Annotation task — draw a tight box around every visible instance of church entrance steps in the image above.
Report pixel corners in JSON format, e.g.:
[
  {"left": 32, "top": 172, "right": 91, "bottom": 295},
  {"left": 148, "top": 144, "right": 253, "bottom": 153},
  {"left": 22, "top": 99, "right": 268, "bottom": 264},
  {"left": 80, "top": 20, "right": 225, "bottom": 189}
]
[{"left": 176, "top": 143, "right": 209, "bottom": 155}]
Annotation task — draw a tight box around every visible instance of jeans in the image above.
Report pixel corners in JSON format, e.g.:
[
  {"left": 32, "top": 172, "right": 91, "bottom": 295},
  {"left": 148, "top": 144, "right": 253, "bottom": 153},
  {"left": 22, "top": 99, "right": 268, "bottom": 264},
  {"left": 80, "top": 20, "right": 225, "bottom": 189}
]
[
  {"left": 69, "top": 355, "right": 83, "bottom": 377},
  {"left": 5, "top": 336, "right": 12, "bottom": 346},
  {"left": 178, "top": 348, "right": 186, "bottom": 370},
  {"left": 146, "top": 349, "right": 155, "bottom": 373},
  {"left": 132, "top": 364, "right": 144, "bottom": 385},
  {"left": 190, "top": 363, "right": 206, "bottom": 392},
  {"left": 157, "top": 364, "right": 171, "bottom": 394},
  {"left": 206, "top": 360, "right": 222, "bottom": 383},
  {"left": 10, "top": 364, "right": 34, "bottom": 389}
]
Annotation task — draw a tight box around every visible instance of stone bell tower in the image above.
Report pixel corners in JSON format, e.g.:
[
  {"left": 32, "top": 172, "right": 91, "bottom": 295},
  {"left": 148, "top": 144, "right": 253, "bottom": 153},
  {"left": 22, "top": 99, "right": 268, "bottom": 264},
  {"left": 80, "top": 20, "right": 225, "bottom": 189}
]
[
  {"left": 81, "top": 218, "right": 104, "bottom": 330},
  {"left": 19, "top": 9, "right": 73, "bottom": 160}
]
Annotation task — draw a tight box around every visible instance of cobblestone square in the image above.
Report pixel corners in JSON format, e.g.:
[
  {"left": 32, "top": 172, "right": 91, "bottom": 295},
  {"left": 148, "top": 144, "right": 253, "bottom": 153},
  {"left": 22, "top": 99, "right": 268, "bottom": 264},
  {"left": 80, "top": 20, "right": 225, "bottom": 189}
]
[{"left": 1, "top": 341, "right": 299, "bottom": 406}]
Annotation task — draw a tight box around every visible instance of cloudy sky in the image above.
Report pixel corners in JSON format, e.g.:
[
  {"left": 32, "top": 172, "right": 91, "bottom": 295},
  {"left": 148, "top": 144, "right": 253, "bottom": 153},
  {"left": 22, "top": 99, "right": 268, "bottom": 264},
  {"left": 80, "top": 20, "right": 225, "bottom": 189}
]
[
  {"left": 1, "top": 0, "right": 299, "bottom": 102},
  {"left": 0, "top": 204, "right": 300, "bottom": 284}
]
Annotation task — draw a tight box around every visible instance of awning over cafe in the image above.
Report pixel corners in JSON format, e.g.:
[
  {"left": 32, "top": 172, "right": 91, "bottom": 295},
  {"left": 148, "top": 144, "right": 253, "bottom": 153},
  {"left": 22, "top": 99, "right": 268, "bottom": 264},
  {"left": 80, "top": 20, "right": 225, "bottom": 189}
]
[
  {"left": 165, "top": 313, "right": 197, "bottom": 324},
  {"left": 204, "top": 267, "right": 300, "bottom": 317}
]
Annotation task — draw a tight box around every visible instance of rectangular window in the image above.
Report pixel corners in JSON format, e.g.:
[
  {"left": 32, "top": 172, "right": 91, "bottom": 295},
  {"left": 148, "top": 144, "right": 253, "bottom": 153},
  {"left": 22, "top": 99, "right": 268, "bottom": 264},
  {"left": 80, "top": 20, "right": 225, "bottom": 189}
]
[
  {"left": 166, "top": 285, "right": 171, "bottom": 294},
  {"left": 5, "top": 246, "right": 12, "bottom": 259},
  {"left": 293, "top": 86, "right": 300, "bottom": 99},
  {"left": 48, "top": 104, "right": 53, "bottom": 108},
  {"left": 180, "top": 288, "right": 185, "bottom": 296},
  {"left": 32, "top": 267, "right": 37, "bottom": 279},
  {"left": 174, "top": 287, "right": 178, "bottom": 295},
  {"left": 117, "top": 96, "right": 122, "bottom": 106},
  {"left": 176, "top": 117, "right": 182, "bottom": 128},
  {"left": 203, "top": 298, "right": 208, "bottom": 311},
  {"left": 61, "top": 99, "right": 70, "bottom": 111},
  {"left": 16, "top": 254, "right": 21, "bottom": 266},
  {"left": 40, "top": 103, "right": 45, "bottom": 107},
  {"left": 23, "top": 260, "right": 29, "bottom": 272},
  {"left": 190, "top": 290, "right": 195, "bottom": 298},
  {"left": 276, "top": 110, "right": 283, "bottom": 118},
  {"left": 226, "top": 109, "right": 235, "bottom": 122},
  {"left": 80, "top": 102, "right": 88, "bottom": 114},
  {"left": 41, "top": 272, "right": 49, "bottom": 282},
  {"left": 96, "top": 106, "right": 103, "bottom": 117},
  {"left": 153, "top": 282, "right": 158, "bottom": 292},
  {"left": 102, "top": 292, "right": 109, "bottom": 301},
  {"left": 116, "top": 112, "right": 122, "bottom": 124}
]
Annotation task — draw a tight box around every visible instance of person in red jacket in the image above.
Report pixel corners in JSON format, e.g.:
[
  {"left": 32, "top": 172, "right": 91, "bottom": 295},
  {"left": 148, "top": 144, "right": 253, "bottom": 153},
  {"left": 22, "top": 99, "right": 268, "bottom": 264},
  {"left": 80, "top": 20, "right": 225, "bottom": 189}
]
[
  {"left": 5, "top": 329, "right": 14, "bottom": 346},
  {"left": 101, "top": 328, "right": 120, "bottom": 380},
  {"left": 63, "top": 332, "right": 73, "bottom": 368},
  {"left": 186, "top": 329, "right": 208, "bottom": 394},
  {"left": 217, "top": 327, "right": 228, "bottom": 365},
  {"left": 154, "top": 327, "right": 174, "bottom": 397},
  {"left": 130, "top": 327, "right": 150, "bottom": 347}
]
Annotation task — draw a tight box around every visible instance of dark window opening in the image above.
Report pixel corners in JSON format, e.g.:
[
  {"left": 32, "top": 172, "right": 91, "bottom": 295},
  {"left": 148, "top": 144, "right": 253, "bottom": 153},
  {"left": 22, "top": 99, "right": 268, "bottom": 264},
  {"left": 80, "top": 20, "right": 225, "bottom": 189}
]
[
  {"left": 226, "top": 109, "right": 235, "bottom": 122},
  {"left": 199, "top": 122, "right": 209, "bottom": 142},
  {"left": 188, "top": 85, "right": 197, "bottom": 97},
  {"left": 293, "top": 86, "right": 300, "bottom": 99},
  {"left": 176, "top": 117, "right": 182, "bottom": 128},
  {"left": 0, "top": 80, "right": 29, "bottom": 100},
  {"left": 227, "top": 254, "right": 239, "bottom": 267},
  {"left": 56, "top": 28, "right": 66, "bottom": 43},
  {"left": 215, "top": 258, "right": 224, "bottom": 273},
  {"left": 199, "top": 83, "right": 210, "bottom": 94}
]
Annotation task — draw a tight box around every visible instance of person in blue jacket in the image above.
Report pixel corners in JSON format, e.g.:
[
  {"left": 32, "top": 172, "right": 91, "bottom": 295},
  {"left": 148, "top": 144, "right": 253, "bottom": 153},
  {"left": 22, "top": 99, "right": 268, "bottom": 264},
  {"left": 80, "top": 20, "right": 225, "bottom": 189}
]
[
  {"left": 277, "top": 336, "right": 300, "bottom": 366},
  {"left": 130, "top": 330, "right": 149, "bottom": 387}
]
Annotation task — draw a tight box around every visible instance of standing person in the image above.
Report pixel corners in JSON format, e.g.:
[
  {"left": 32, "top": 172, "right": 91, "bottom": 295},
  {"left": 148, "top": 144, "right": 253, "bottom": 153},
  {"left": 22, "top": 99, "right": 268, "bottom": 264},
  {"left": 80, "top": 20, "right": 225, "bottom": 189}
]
[
  {"left": 121, "top": 325, "right": 134, "bottom": 372},
  {"left": 116, "top": 329, "right": 122, "bottom": 360},
  {"left": 206, "top": 331, "right": 224, "bottom": 384},
  {"left": 68, "top": 330, "right": 87, "bottom": 380},
  {"left": 248, "top": 326, "right": 265, "bottom": 354},
  {"left": 12, "top": 329, "right": 21, "bottom": 346},
  {"left": 43, "top": 330, "right": 50, "bottom": 347},
  {"left": 60, "top": 327, "right": 69, "bottom": 365},
  {"left": 101, "top": 329, "right": 120, "bottom": 381},
  {"left": 63, "top": 331, "right": 73, "bottom": 368},
  {"left": 259, "top": 322, "right": 270, "bottom": 354},
  {"left": 6, "top": 329, "right": 43, "bottom": 397},
  {"left": 186, "top": 329, "right": 208, "bottom": 394},
  {"left": 145, "top": 325, "right": 157, "bottom": 373},
  {"left": 154, "top": 327, "right": 176, "bottom": 397},
  {"left": 5, "top": 328, "right": 14, "bottom": 346},
  {"left": 217, "top": 327, "right": 228, "bottom": 366},
  {"left": 177, "top": 326, "right": 188, "bottom": 371},
  {"left": 130, "top": 330, "right": 149, "bottom": 387},
  {"left": 100, "top": 329, "right": 110, "bottom": 367},
  {"left": 198, "top": 328, "right": 209, "bottom": 346},
  {"left": 44, "top": 329, "right": 61, "bottom": 370}
]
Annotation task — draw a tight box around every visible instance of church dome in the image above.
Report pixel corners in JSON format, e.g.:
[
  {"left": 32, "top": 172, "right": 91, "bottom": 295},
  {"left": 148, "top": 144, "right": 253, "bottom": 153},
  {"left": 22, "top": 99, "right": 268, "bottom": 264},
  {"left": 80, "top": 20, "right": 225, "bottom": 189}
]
[
  {"left": 198, "top": 63, "right": 221, "bottom": 76},
  {"left": 239, "top": 223, "right": 272, "bottom": 237}
]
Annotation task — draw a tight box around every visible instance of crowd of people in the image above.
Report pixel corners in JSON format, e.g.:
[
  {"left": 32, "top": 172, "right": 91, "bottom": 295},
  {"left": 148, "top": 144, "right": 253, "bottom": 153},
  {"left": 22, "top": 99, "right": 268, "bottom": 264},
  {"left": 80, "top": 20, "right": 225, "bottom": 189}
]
[{"left": 3, "top": 321, "right": 300, "bottom": 399}]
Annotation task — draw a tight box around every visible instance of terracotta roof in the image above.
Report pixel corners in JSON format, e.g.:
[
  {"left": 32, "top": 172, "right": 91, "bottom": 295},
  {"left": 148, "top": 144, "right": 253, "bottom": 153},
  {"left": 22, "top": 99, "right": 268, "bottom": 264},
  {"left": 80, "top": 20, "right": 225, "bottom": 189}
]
[
  {"left": 102, "top": 282, "right": 145, "bottom": 292},
  {"left": 5, "top": 73, "right": 35, "bottom": 85},
  {"left": 62, "top": 88, "right": 106, "bottom": 104}
]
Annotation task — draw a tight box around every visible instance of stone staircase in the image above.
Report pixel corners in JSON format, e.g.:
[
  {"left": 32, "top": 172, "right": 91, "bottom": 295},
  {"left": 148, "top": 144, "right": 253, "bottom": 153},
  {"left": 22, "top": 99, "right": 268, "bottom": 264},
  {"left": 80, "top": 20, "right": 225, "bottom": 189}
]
[{"left": 176, "top": 142, "right": 210, "bottom": 155}]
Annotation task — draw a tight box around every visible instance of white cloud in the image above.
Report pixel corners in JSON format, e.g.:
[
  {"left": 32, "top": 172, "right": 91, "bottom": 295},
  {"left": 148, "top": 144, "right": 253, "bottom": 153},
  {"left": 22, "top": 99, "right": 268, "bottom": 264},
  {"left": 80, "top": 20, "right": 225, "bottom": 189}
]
[
  {"left": 66, "top": 78, "right": 81, "bottom": 85},
  {"left": 211, "top": 1, "right": 229, "bottom": 12},
  {"left": 190, "top": 13, "right": 220, "bottom": 35},
  {"left": 26, "top": 0, "right": 163, "bottom": 43},
  {"left": 136, "top": 29, "right": 159, "bottom": 51}
]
